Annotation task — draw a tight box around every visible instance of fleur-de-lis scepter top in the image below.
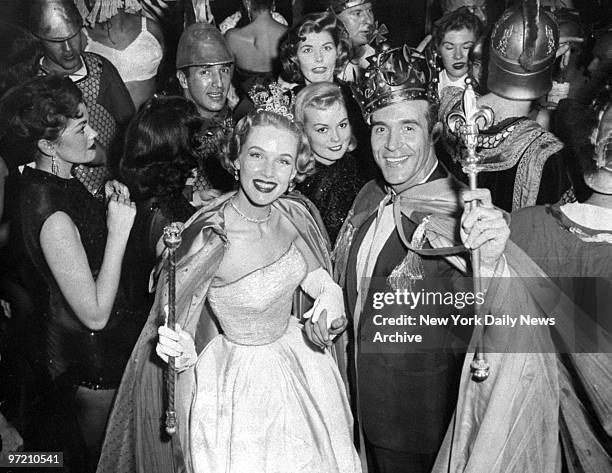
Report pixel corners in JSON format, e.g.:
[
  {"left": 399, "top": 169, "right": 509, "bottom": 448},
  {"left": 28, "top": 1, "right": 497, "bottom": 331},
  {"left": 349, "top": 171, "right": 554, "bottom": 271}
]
[{"left": 446, "top": 78, "right": 495, "bottom": 382}]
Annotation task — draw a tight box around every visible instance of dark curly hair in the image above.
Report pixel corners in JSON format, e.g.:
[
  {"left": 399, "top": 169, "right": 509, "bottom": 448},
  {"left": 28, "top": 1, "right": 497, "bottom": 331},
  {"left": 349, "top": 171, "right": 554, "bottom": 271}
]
[
  {"left": 222, "top": 110, "right": 315, "bottom": 183},
  {"left": 279, "top": 12, "right": 350, "bottom": 84},
  {"left": 433, "top": 6, "right": 483, "bottom": 48},
  {"left": 119, "top": 96, "right": 203, "bottom": 199},
  {"left": 0, "top": 75, "right": 82, "bottom": 166}
]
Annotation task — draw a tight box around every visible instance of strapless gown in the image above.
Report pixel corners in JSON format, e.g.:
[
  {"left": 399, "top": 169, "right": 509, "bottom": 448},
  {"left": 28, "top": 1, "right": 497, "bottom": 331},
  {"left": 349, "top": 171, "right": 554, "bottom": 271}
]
[{"left": 190, "top": 244, "right": 361, "bottom": 473}]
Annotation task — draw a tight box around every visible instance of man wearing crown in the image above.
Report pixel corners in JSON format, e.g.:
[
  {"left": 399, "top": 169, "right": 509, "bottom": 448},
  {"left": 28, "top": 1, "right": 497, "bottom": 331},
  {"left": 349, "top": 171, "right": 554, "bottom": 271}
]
[{"left": 332, "top": 44, "right": 514, "bottom": 472}]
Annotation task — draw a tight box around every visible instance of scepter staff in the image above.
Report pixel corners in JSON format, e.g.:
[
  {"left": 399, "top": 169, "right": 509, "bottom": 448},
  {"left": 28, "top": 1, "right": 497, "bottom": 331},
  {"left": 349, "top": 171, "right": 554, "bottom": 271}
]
[
  {"left": 447, "top": 78, "right": 494, "bottom": 382},
  {"left": 162, "top": 223, "right": 182, "bottom": 435}
]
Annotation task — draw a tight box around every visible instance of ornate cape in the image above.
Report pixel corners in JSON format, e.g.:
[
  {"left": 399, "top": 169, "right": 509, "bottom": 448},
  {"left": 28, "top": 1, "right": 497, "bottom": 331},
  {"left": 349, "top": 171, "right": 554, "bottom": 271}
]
[
  {"left": 333, "top": 173, "right": 612, "bottom": 473},
  {"left": 439, "top": 86, "right": 565, "bottom": 211},
  {"left": 96, "top": 192, "right": 333, "bottom": 473}
]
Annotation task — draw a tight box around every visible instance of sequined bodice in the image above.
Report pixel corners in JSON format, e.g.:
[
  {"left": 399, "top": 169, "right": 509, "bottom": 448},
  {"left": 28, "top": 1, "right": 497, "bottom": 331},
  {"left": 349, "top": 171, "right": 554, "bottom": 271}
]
[{"left": 207, "top": 244, "right": 307, "bottom": 345}]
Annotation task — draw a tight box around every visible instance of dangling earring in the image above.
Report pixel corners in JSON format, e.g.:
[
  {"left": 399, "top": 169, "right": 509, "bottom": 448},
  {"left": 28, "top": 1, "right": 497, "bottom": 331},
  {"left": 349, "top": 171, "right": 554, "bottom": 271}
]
[
  {"left": 288, "top": 180, "right": 295, "bottom": 193},
  {"left": 234, "top": 167, "right": 239, "bottom": 181},
  {"left": 51, "top": 154, "right": 59, "bottom": 176},
  {"left": 271, "top": 0, "right": 276, "bottom": 12}
]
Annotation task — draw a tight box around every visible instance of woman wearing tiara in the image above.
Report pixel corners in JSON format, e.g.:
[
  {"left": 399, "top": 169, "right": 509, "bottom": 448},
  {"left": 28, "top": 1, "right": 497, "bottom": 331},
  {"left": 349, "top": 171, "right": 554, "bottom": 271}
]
[{"left": 97, "top": 102, "right": 361, "bottom": 473}]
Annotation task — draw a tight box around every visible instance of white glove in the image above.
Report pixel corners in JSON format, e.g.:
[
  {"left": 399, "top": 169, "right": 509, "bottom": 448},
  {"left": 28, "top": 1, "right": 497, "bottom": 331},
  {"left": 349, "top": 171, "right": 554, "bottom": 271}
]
[
  {"left": 301, "top": 267, "right": 345, "bottom": 329},
  {"left": 300, "top": 268, "right": 348, "bottom": 348},
  {"left": 156, "top": 321, "right": 197, "bottom": 373}
]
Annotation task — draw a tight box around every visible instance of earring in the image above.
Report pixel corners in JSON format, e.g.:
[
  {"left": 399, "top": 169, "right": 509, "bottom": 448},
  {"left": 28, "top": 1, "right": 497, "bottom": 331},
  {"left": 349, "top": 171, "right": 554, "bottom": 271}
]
[
  {"left": 288, "top": 180, "right": 295, "bottom": 193},
  {"left": 234, "top": 167, "right": 239, "bottom": 181},
  {"left": 51, "top": 154, "right": 59, "bottom": 176}
]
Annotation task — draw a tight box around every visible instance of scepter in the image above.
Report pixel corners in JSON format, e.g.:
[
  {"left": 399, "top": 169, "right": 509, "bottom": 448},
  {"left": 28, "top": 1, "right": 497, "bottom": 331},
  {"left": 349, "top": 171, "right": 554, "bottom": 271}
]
[
  {"left": 162, "top": 223, "right": 182, "bottom": 435},
  {"left": 446, "top": 78, "right": 495, "bottom": 382}
]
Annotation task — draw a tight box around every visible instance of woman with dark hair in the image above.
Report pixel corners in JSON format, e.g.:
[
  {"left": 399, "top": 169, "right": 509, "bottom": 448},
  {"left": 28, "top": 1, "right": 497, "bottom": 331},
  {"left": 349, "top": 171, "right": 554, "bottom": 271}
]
[
  {"left": 0, "top": 75, "right": 138, "bottom": 471},
  {"left": 294, "top": 82, "right": 366, "bottom": 242},
  {"left": 279, "top": 12, "right": 350, "bottom": 87},
  {"left": 432, "top": 6, "right": 482, "bottom": 93},
  {"left": 98, "top": 108, "right": 360, "bottom": 473},
  {"left": 279, "top": 11, "right": 376, "bottom": 179},
  {"left": 119, "top": 95, "right": 199, "bottom": 310}
]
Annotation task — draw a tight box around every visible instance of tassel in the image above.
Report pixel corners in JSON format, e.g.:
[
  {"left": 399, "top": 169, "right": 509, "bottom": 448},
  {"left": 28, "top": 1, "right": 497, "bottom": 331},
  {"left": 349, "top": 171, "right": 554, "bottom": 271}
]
[{"left": 387, "top": 217, "right": 430, "bottom": 291}]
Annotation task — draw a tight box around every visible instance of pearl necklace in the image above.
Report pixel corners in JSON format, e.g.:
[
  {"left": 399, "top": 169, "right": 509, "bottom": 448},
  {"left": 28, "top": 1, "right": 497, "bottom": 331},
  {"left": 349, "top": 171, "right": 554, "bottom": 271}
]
[{"left": 229, "top": 199, "right": 272, "bottom": 224}]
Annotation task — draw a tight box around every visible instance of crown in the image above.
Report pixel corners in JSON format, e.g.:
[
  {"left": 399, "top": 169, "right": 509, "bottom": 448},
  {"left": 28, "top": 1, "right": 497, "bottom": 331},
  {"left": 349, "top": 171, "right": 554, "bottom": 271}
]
[
  {"left": 248, "top": 82, "right": 295, "bottom": 121},
  {"left": 354, "top": 45, "right": 439, "bottom": 121}
]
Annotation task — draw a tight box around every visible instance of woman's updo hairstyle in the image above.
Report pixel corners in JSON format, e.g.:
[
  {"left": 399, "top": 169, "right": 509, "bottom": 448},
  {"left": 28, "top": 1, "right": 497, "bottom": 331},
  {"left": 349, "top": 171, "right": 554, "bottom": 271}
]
[
  {"left": 0, "top": 75, "right": 82, "bottom": 166},
  {"left": 222, "top": 109, "right": 315, "bottom": 183},
  {"left": 120, "top": 96, "right": 203, "bottom": 198},
  {"left": 279, "top": 12, "right": 350, "bottom": 84}
]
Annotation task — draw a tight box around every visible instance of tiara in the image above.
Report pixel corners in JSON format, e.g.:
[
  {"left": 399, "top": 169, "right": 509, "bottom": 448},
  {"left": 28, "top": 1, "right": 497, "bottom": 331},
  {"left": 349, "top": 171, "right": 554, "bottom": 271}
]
[{"left": 249, "top": 82, "right": 295, "bottom": 121}]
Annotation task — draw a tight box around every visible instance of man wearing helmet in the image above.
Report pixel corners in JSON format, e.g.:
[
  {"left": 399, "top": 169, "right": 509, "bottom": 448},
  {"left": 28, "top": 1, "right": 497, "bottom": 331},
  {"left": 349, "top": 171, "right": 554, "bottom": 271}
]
[
  {"left": 439, "top": 2, "right": 572, "bottom": 212},
  {"left": 29, "top": 0, "right": 135, "bottom": 197},
  {"left": 176, "top": 22, "right": 236, "bottom": 201},
  {"left": 332, "top": 45, "right": 512, "bottom": 473},
  {"left": 328, "top": 0, "right": 377, "bottom": 82}
]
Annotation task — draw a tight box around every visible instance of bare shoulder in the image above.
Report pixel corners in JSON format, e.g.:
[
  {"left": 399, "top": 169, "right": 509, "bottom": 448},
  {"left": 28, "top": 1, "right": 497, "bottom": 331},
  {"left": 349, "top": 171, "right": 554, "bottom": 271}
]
[
  {"left": 146, "top": 16, "right": 165, "bottom": 47},
  {"left": 41, "top": 211, "right": 78, "bottom": 237}
]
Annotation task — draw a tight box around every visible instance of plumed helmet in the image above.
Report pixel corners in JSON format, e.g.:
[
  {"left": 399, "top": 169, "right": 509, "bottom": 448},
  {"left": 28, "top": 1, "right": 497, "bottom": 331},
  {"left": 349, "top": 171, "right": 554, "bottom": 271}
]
[
  {"left": 488, "top": 2, "right": 559, "bottom": 101},
  {"left": 354, "top": 45, "right": 438, "bottom": 122},
  {"left": 29, "top": 0, "right": 82, "bottom": 42},
  {"left": 327, "top": 0, "right": 373, "bottom": 15},
  {"left": 176, "top": 22, "right": 233, "bottom": 69}
]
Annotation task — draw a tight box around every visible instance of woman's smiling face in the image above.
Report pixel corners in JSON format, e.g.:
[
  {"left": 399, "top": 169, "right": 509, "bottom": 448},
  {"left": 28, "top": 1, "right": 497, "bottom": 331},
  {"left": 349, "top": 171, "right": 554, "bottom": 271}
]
[
  {"left": 303, "top": 101, "right": 351, "bottom": 165},
  {"left": 235, "top": 125, "right": 298, "bottom": 206}
]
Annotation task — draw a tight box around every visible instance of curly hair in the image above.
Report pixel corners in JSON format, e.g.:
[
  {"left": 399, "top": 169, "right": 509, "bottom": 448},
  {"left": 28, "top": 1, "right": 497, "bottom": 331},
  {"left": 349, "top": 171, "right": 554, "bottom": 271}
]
[
  {"left": 294, "top": 81, "right": 357, "bottom": 152},
  {"left": 120, "top": 96, "right": 202, "bottom": 199},
  {"left": 0, "top": 75, "right": 81, "bottom": 165},
  {"left": 222, "top": 110, "right": 315, "bottom": 183},
  {"left": 279, "top": 12, "right": 350, "bottom": 84},
  {"left": 433, "top": 6, "right": 482, "bottom": 48}
]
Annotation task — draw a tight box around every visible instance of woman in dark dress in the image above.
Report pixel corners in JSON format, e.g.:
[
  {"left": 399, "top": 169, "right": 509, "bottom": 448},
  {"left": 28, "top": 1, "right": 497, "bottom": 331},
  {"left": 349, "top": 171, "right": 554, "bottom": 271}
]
[
  {"left": 119, "top": 96, "right": 199, "bottom": 311},
  {"left": 0, "top": 75, "right": 138, "bottom": 472},
  {"left": 294, "top": 82, "right": 366, "bottom": 243}
]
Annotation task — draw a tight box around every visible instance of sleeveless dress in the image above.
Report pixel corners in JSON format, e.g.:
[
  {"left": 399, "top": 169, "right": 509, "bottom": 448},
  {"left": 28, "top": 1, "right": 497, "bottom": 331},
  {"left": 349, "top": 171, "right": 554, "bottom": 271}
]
[{"left": 190, "top": 243, "right": 361, "bottom": 473}]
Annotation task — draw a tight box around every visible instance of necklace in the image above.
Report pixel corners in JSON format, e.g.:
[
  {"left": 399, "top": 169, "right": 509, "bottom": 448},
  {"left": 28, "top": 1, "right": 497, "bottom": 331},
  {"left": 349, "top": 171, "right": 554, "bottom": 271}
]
[{"left": 230, "top": 199, "right": 272, "bottom": 224}]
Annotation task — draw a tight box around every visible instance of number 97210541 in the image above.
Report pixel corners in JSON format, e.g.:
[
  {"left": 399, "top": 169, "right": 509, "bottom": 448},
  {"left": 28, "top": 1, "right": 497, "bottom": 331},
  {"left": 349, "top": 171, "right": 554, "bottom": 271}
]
[{"left": 0, "top": 452, "right": 63, "bottom": 468}]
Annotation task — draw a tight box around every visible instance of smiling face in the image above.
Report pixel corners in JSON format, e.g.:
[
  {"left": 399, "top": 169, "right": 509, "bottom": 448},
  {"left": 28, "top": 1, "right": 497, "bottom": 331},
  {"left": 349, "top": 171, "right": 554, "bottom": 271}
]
[
  {"left": 54, "top": 103, "right": 98, "bottom": 164},
  {"left": 41, "top": 32, "right": 84, "bottom": 74},
  {"left": 370, "top": 100, "right": 436, "bottom": 192},
  {"left": 178, "top": 64, "right": 232, "bottom": 118},
  {"left": 438, "top": 28, "right": 476, "bottom": 81},
  {"left": 296, "top": 31, "right": 338, "bottom": 84},
  {"left": 337, "top": 2, "right": 374, "bottom": 48},
  {"left": 235, "top": 125, "right": 299, "bottom": 207},
  {"left": 303, "top": 101, "right": 351, "bottom": 165}
]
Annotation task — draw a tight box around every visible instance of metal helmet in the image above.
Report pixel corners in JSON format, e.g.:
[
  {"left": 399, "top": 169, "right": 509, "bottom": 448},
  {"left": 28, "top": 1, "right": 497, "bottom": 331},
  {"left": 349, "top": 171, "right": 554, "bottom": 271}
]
[
  {"left": 29, "top": 0, "right": 82, "bottom": 42},
  {"left": 488, "top": 2, "right": 559, "bottom": 101},
  {"left": 176, "top": 22, "right": 233, "bottom": 69},
  {"left": 328, "top": 0, "right": 373, "bottom": 15}
]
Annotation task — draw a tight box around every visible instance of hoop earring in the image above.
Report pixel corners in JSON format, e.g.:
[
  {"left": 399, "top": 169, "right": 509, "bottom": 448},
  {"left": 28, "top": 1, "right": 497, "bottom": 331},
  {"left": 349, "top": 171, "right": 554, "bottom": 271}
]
[
  {"left": 288, "top": 180, "right": 295, "bottom": 193},
  {"left": 234, "top": 167, "right": 239, "bottom": 181},
  {"left": 51, "top": 155, "right": 59, "bottom": 176}
]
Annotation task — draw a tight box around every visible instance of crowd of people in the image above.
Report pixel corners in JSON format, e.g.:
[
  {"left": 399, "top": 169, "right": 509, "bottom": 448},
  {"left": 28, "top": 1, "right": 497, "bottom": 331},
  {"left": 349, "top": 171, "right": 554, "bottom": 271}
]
[{"left": 0, "top": 0, "right": 611, "bottom": 472}]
